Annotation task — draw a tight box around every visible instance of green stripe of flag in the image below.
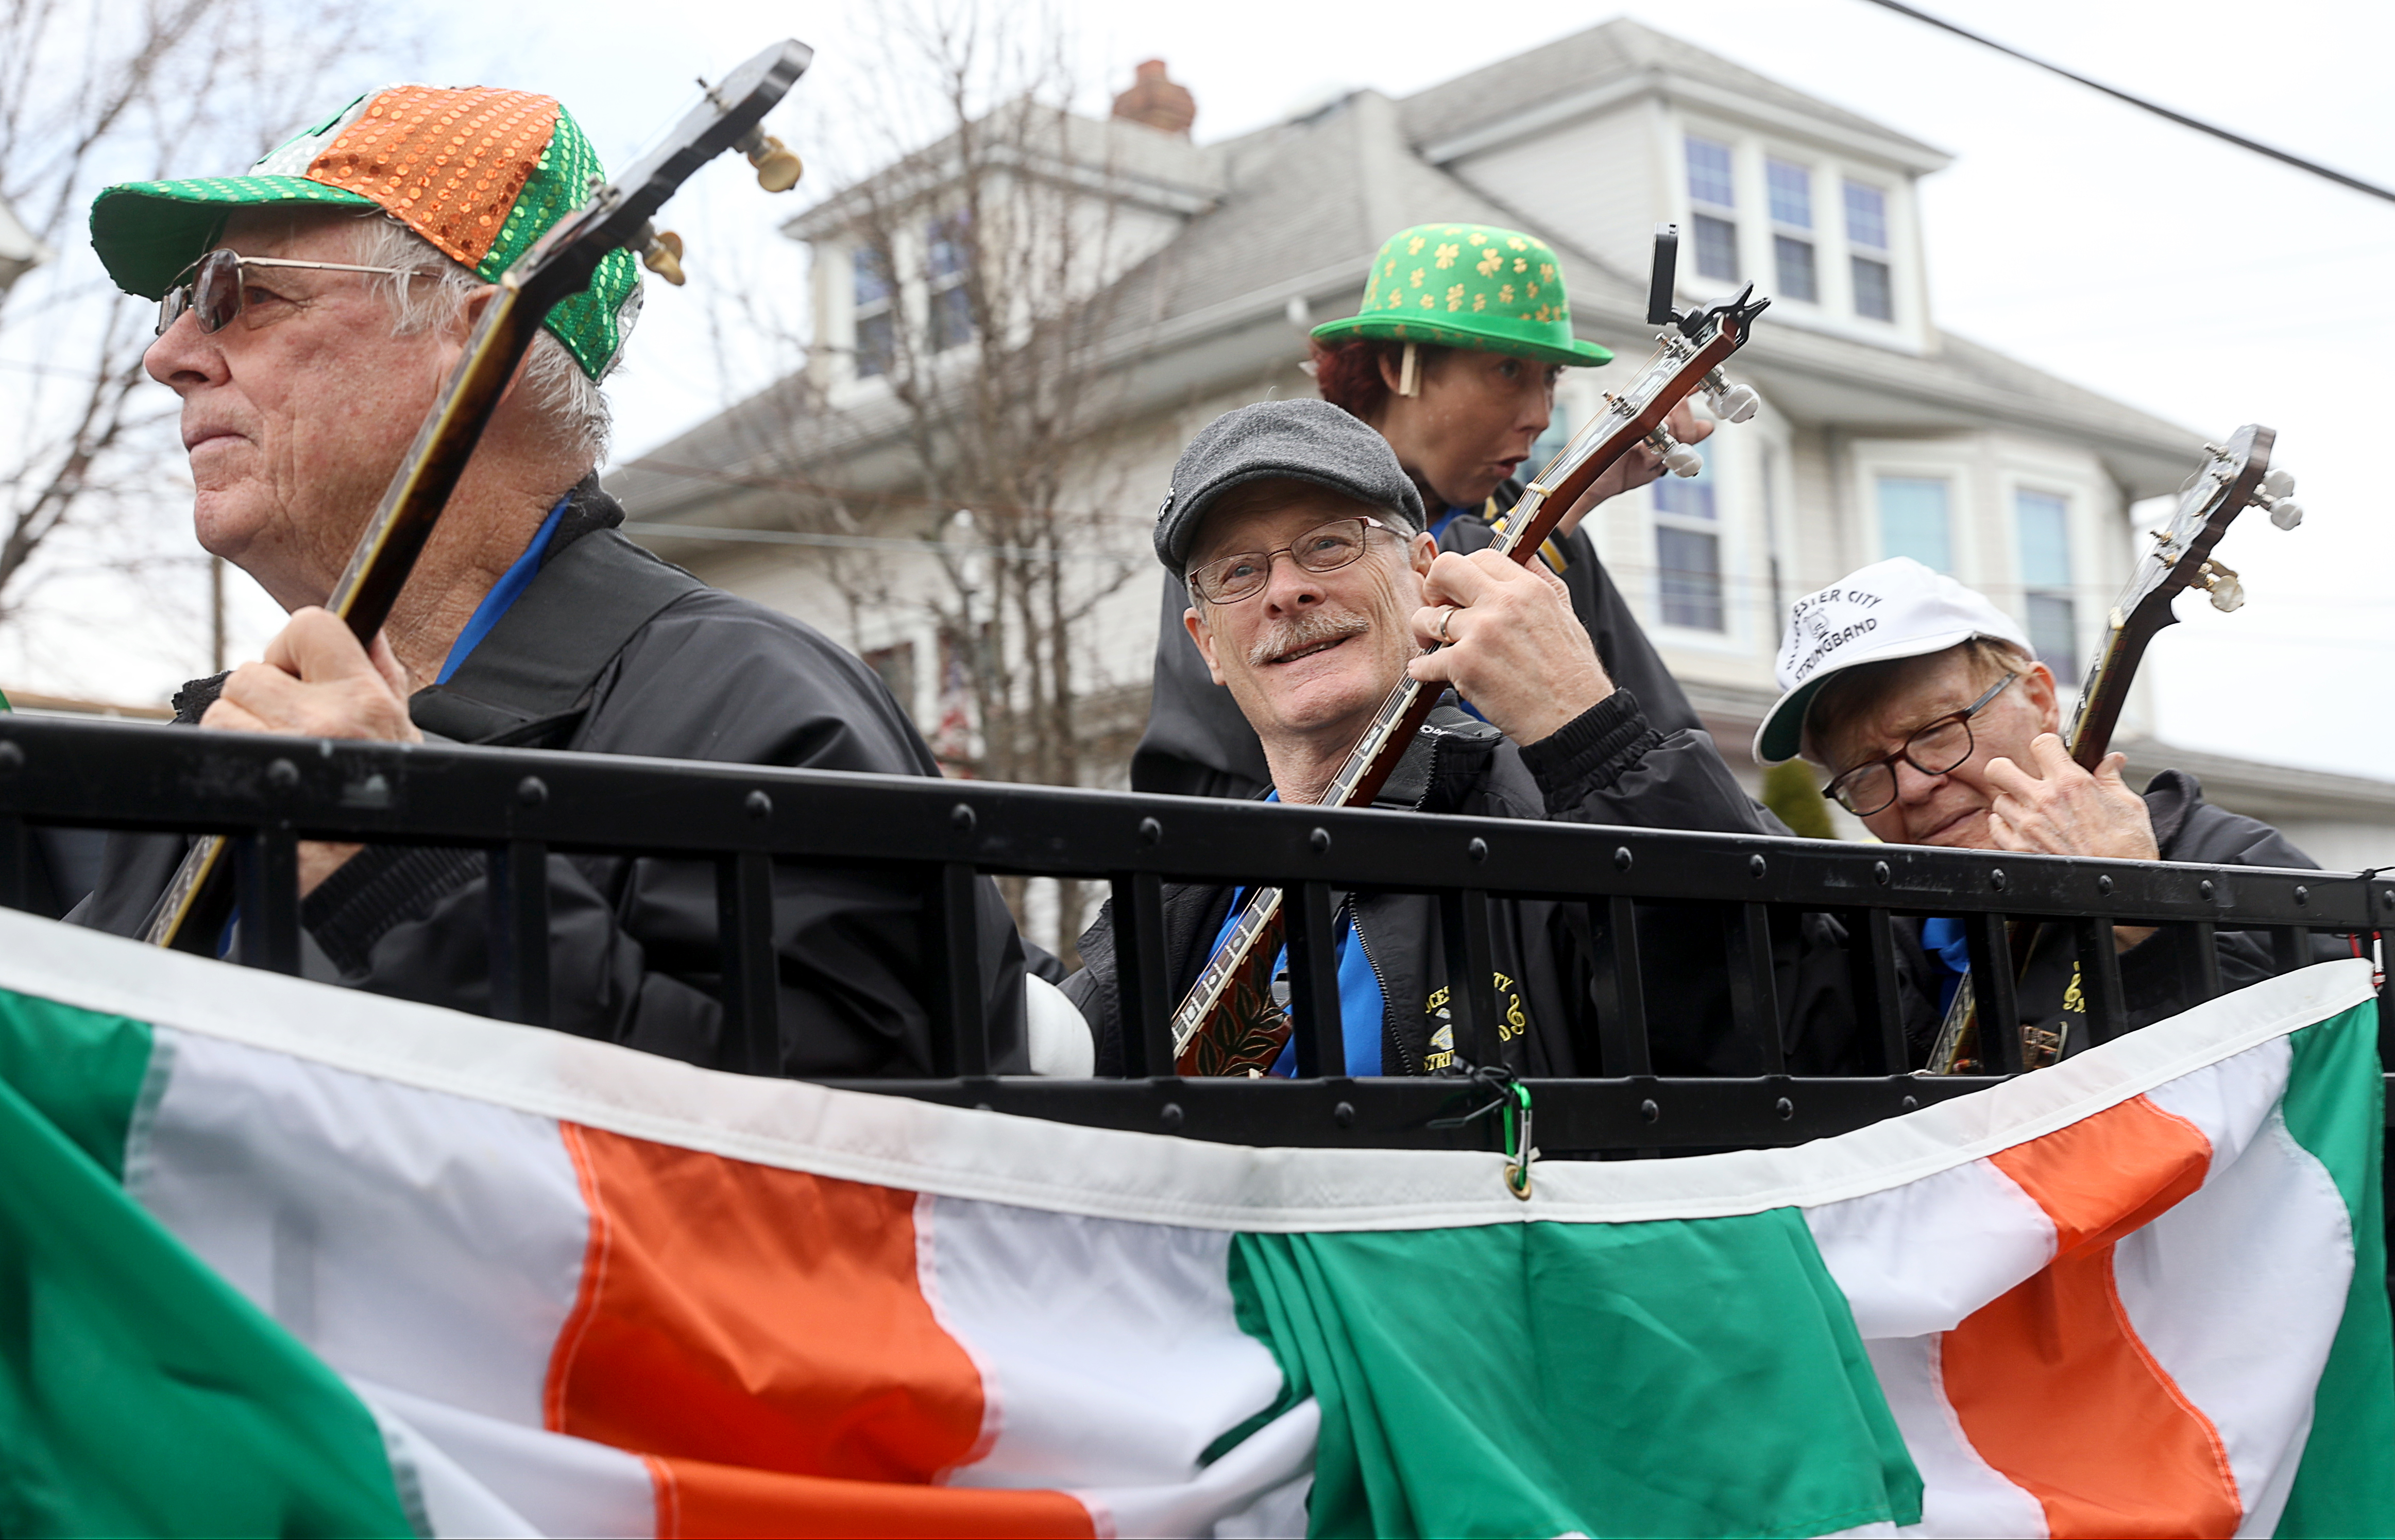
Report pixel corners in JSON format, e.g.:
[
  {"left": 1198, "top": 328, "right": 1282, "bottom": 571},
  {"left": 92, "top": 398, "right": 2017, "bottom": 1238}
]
[
  {"left": 1230, "top": 1208, "right": 1920, "bottom": 1539},
  {"left": 0, "top": 993, "right": 415, "bottom": 1537},
  {"left": 2274, "top": 998, "right": 2395, "bottom": 1538}
]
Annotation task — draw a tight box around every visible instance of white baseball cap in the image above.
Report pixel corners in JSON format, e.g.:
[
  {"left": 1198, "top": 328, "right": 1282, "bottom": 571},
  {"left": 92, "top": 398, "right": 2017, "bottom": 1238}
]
[{"left": 1753, "top": 557, "right": 2032, "bottom": 765}]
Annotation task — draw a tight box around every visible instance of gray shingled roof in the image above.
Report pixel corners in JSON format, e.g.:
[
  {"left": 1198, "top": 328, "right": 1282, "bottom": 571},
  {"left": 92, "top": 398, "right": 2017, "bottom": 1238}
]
[
  {"left": 618, "top": 21, "right": 2194, "bottom": 509},
  {"left": 1397, "top": 16, "right": 1947, "bottom": 161}
]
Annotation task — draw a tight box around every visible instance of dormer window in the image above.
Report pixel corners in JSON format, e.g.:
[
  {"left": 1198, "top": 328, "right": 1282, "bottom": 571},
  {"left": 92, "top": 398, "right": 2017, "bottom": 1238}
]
[
  {"left": 854, "top": 245, "right": 896, "bottom": 379},
  {"left": 1766, "top": 158, "right": 1818, "bottom": 304},
  {"left": 1845, "top": 180, "right": 1894, "bottom": 322},
  {"left": 1684, "top": 136, "right": 1739, "bottom": 281}
]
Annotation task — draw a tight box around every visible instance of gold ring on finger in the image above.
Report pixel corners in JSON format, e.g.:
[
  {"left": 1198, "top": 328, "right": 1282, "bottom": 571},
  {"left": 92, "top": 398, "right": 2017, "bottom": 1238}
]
[{"left": 1433, "top": 604, "right": 1458, "bottom": 644}]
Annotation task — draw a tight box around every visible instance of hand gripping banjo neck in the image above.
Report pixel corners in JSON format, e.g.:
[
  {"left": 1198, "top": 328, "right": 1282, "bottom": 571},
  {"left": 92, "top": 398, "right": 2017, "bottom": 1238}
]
[
  {"left": 1169, "top": 287, "right": 1771, "bottom": 1076},
  {"left": 142, "top": 41, "right": 813, "bottom": 953}
]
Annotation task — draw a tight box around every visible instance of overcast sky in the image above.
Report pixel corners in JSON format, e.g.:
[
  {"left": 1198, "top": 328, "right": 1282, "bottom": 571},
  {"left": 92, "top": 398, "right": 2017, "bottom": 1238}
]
[{"left": 6, "top": 0, "right": 2389, "bottom": 782}]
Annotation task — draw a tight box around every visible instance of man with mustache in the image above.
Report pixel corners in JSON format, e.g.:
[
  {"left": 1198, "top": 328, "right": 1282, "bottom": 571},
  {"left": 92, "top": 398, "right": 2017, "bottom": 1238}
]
[
  {"left": 1133, "top": 221, "right": 1710, "bottom": 801},
  {"left": 1760, "top": 558, "right": 2331, "bottom": 1065},
  {"left": 1068, "top": 400, "right": 1848, "bottom": 1079}
]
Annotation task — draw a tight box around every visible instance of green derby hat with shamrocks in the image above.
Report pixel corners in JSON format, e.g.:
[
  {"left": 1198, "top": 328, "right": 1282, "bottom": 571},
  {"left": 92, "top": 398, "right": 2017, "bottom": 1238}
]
[{"left": 1311, "top": 223, "right": 1612, "bottom": 366}]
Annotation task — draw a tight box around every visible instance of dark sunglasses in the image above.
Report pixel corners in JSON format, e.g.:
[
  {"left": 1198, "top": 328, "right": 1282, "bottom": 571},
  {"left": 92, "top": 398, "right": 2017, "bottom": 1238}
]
[{"left": 155, "top": 248, "right": 430, "bottom": 336}]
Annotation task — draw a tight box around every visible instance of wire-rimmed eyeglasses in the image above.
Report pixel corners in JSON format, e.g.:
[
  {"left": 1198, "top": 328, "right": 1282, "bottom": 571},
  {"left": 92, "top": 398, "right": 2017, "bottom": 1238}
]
[
  {"left": 155, "top": 249, "right": 433, "bottom": 337},
  {"left": 1185, "top": 516, "right": 1398, "bottom": 605},
  {"left": 1822, "top": 672, "right": 2019, "bottom": 817}
]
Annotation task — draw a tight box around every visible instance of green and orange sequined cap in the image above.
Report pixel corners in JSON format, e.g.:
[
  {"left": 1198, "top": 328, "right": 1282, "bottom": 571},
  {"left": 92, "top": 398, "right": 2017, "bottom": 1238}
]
[
  {"left": 89, "top": 83, "right": 640, "bottom": 380},
  {"left": 1310, "top": 223, "right": 1612, "bottom": 367}
]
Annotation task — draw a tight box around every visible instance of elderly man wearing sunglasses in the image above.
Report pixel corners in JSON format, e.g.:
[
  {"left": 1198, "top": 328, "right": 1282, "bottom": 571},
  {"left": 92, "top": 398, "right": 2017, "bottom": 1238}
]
[
  {"left": 67, "top": 83, "right": 1050, "bottom": 1081},
  {"left": 1063, "top": 401, "right": 1877, "bottom": 1082},
  {"left": 1757, "top": 557, "right": 2330, "bottom": 1065}
]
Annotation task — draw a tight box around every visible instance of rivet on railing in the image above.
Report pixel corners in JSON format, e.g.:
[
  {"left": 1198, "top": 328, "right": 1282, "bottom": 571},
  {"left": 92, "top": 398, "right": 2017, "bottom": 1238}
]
[
  {"left": 951, "top": 803, "right": 976, "bottom": 834},
  {"left": 1334, "top": 1101, "right": 1355, "bottom": 1128},
  {"left": 1467, "top": 837, "right": 1488, "bottom": 863},
  {"left": 516, "top": 775, "right": 547, "bottom": 807},
  {"left": 267, "top": 758, "right": 300, "bottom": 793},
  {"left": 744, "top": 790, "right": 773, "bottom": 820},
  {"left": 1989, "top": 869, "right": 2007, "bottom": 892},
  {"left": 2200, "top": 879, "right": 2216, "bottom": 900},
  {"left": 1775, "top": 1097, "right": 1795, "bottom": 1121},
  {"left": 2097, "top": 875, "right": 2114, "bottom": 896},
  {"left": 1139, "top": 816, "right": 1163, "bottom": 845},
  {"left": 1873, "top": 860, "right": 1890, "bottom": 886},
  {"left": 0, "top": 741, "right": 23, "bottom": 772},
  {"left": 1159, "top": 1102, "right": 1184, "bottom": 1130},
  {"left": 1310, "top": 828, "right": 1331, "bottom": 855},
  {"left": 1639, "top": 1098, "right": 1659, "bottom": 1123},
  {"left": 2294, "top": 885, "right": 2308, "bottom": 906},
  {"left": 1900, "top": 1095, "right": 1919, "bottom": 1111},
  {"left": 1614, "top": 846, "right": 1633, "bottom": 872},
  {"left": 1749, "top": 854, "right": 1767, "bottom": 878}
]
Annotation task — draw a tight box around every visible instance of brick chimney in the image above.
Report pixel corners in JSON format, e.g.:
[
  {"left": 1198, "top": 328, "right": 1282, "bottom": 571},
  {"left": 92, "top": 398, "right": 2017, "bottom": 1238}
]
[{"left": 1111, "top": 59, "right": 1195, "bottom": 138}]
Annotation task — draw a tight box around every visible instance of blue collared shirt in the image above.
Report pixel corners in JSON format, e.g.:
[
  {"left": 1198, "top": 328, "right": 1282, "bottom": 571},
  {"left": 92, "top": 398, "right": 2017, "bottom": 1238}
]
[{"left": 1205, "top": 793, "right": 1387, "bottom": 1076}]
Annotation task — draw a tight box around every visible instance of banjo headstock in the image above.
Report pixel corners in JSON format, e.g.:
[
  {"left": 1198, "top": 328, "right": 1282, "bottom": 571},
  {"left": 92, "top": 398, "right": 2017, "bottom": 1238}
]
[
  {"left": 509, "top": 39, "right": 813, "bottom": 313},
  {"left": 2118, "top": 425, "right": 2297, "bottom": 639},
  {"left": 2060, "top": 423, "right": 2300, "bottom": 771}
]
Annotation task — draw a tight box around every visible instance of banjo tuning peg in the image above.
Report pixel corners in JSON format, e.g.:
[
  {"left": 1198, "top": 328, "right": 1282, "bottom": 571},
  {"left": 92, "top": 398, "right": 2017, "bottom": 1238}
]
[
  {"left": 637, "top": 225, "right": 686, "bottom": 286},
  {"left": 736, "top": 128, "right": 804, "bottom": 193}
]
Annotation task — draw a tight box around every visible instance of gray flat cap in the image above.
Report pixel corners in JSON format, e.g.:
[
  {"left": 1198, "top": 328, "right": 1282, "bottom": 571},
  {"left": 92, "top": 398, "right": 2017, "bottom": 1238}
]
[{"left": 1153, "top": 399, "right": 1424, "bottom": 573}]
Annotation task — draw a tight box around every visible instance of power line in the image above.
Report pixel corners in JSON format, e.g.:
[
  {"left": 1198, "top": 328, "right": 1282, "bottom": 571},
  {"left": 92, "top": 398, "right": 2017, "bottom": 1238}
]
[{"left": 1853, "top": 0, "right": 2395, "bottom": 207}]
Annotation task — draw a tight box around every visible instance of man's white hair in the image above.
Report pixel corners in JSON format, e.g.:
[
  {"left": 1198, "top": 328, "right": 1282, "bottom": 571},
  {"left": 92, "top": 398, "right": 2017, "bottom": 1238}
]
[{"left": 344, "top": 214, "right": 614, "bottom": 464}]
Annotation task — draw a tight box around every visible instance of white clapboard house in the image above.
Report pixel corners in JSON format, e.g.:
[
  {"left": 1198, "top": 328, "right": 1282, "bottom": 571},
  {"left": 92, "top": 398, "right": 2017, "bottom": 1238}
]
[{"left": 611, "top": 19, "right": 2395, "bottom": 868}]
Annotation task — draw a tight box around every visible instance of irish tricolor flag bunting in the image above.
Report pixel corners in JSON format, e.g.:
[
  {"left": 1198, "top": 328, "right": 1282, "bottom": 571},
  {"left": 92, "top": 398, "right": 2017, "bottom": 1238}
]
[{"left": 0, "top": 908, "right": 2388, "bottom": 1538}]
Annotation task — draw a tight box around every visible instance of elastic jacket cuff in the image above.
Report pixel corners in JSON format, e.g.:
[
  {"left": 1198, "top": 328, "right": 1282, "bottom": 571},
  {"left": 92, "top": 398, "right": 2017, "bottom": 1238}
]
[
  {"left": 1518, "top": 689, "right": 1661, "bottom": 807},
  {"left": 303, "top": 844, "right": 481, "bottom": 977}
]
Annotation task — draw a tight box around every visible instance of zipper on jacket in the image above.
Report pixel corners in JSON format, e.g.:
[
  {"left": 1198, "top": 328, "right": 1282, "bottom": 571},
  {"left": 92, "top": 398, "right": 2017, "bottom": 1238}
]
[{"left": 1349, "top": 902, "right": 1417, "bottom": 1076}]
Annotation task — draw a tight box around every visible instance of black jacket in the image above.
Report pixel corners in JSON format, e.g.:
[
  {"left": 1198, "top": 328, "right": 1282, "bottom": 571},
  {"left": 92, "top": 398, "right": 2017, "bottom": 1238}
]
[
  {"left": 1072, "top": 694, "right": 1864, "bottom": 1080},
  {"left": 1897, "top": 769, "right": 2331, "bottom": 1065},
  {"left": 1128, "top": 482, "right": 1701, "bottom": 799},
  {"left": 70, "top": 480, "right": 1032, "bottom": 1079}
]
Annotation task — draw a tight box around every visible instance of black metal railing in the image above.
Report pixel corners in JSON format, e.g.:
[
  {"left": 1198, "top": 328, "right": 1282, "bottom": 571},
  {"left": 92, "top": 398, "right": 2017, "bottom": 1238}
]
[{"left": 1, "top": 713, "right": 2387, "bottom": 1156}]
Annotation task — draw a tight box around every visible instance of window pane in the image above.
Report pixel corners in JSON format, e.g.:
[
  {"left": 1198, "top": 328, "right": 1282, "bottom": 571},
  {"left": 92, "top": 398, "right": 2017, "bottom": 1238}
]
[
  {"left": 863, "top": 641, "right": 917, "bottom": 717},
  {"left": 1693, "top": 214, "right": 1739, "bottom": 281},
  {"left": 2027, "top": 593, "right": 2080, "bottom": 684},
  {"left": 853, "top": 246, "right": 893, "bottom": 309},
  {"left": 1658, "top": 527, "right": 1725, "bottom": 630},
  {"left": 1843, "top": 181, "right": 1888, "bottom": 250},
  {"left": 2015, "top": 491, "right": 2072, "bottom": 588},
  {"left": 1877, "top": 476, "right": 1951, "bottom": 572},
  {"left": 856, "top": 310, "right": 895, "bottom": 379},
  {"left": 1766, "top": 159, "right": 1812, "bottom": 228},
  {"left": 930, "top": 282, "right": 974, "bottom": 352},
  {"left": 1653, "top": 451, "right": 1717, "bottom": 521},
  {"left": 926, "top": 213, "right": 969, "bottom": 280},
  {"left": 1852, "top": 256, "right": 1893, "bottom": 321},
  {"left": 1774, "top": 234, "right": 1818, "bottom": 302},
  {"left": 1686, "top": 136, "right": 1735, "bottom": 208}
]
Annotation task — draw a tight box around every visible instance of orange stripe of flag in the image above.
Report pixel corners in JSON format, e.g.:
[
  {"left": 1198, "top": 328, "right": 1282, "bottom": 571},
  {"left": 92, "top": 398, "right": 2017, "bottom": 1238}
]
[
  {"left": 546, "top": 1123, "right": 1095, "bottom": 1537},
  {"left": 1942, "top": 1094, "right": 2240, "bottom": 1538},
  {"left": 648, "top": 1455, "right": 1094, "bottom": 1539}
]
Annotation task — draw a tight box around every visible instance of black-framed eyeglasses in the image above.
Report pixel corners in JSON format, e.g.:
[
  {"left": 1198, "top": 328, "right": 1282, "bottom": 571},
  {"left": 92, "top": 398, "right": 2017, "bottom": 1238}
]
[
  {"left": 1822, "top": 672, "right": 2019, "bottom": 817},
  {"left": 155, "top": 248, "right": 431, "bottom": 337},
  {"left": 1185, "top": 515, "right": 1397, "bottom": 605}
]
